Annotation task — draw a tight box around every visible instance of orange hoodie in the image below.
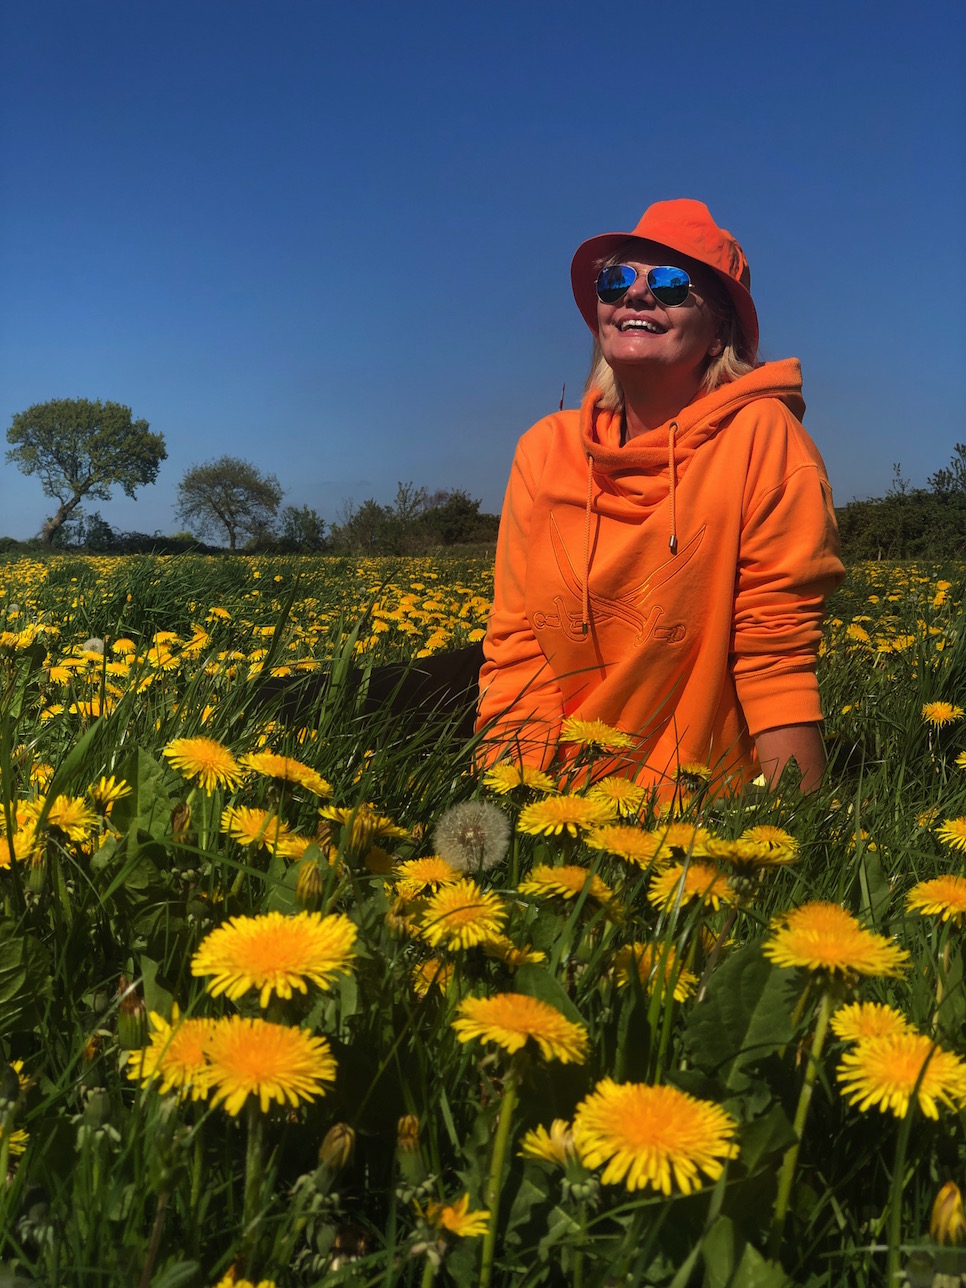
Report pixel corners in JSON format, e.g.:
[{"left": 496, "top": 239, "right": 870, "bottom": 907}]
[{"left": 476, "top": 358, "right": 845, "bottom": 790}]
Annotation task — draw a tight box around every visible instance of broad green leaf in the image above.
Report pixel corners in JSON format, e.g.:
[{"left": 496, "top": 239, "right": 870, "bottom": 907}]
[
  {"left": 701, "top": 1214, "right": 792, "bottom": 1287},
  {"left": 110, "top": 747, "right": 171, "bottom": 842},
  {"left": 683, "top": 944, "right": 797, "bottom": 1091},
  {"left": 513, "top": 964, "right": 585, "bottom": 1026}
]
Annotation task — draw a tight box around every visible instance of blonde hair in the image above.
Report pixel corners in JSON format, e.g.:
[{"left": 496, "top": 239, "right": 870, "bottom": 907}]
[{"left": 585, "top": 251, "right": 758, "bottom": 411}]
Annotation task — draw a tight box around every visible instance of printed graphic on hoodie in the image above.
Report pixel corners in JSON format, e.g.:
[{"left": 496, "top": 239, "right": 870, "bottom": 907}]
[{"left": 532, "top": 512, "right": 705, "bottom": 645}]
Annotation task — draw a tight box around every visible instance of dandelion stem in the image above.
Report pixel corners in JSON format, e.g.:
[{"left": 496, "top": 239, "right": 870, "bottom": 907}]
[
  {"left": 695, "top": 905, "right": 738, "bottom": 1003},
  {"left": 768, "top": 987, "right": 834, "bottom": 1261},
  {"left": 419, "top": 1256, "right": 437, "bottom": 1288},
  {"left": 479, "top": 1068, "right": 518, "bottom": 1288},
  {"left": 241, "top": 1097, "right": 266, "bottom": 1267}
]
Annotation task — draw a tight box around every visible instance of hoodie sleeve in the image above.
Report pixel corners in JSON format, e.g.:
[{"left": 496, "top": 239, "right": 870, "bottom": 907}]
[
  {"left": 731, "top": 421, "right": 845, "bottom": 737},
  {"left": 476, "top": 427, "right": 564, "bottom": 768}
]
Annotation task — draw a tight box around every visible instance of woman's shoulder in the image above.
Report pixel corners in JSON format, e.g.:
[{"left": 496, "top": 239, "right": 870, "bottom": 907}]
[{"left": 515, "top": 408, "right": 582, "bottom": 456}]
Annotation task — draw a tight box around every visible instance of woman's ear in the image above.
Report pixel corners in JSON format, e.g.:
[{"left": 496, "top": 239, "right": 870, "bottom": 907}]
[{"left": 708, "top": 338, "right": 724, "bottom": 357}]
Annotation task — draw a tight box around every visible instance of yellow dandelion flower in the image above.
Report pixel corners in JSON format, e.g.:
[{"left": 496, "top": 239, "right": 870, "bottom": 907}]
[
  {"left": 205, "top": 1015, "right": 337, "bottom": 1116},
  {"left": 221, "top": 806, "right": 292, "bottom": 850},
  {"left": 558, "top": 717, "right": 634, "bottom": 751},
  {"left": 393, "top": 855, "right": 461, "bottom": 898},
  {"left": 483, "top": 764, "right": 557, "bottom": 795},
  {"left": 191, "top": 911, "right": 357, "bottom": 1008},
  {"left": 44, "top": 794, "right": 99, "bottom": 841},
  {"left": 739, "top": 825, "right": 799, "bottom": 862},
  {"left": 0, "top": 1126, "right": 29, "bottom": 1157},
  {"left": 937, "top": 818, "right": 966, "bottom": 851},
  {"left": 519, "top": 1119, "right": 578, "bottom": 1166},
  {"left": 242, "top": 751, "right": 331, "bottom": 797},
  {"left": 518, "top": 864, "right": 614, "bottom": 904},
  {"left": 88, "top": 775, "right": 132, "bottom": 811},
  {"left": 126, "top": 1007, "right": 215, "bottom": 1101},
  {"left": 763, "top": 902, "right": 909, "bottom": 978},
  {"left": 647, "top": 861, "right": 737, "bottom": 913},
  {"left": 837, "top": 1032, "right": 966, "bottom": 1119},
  {"left": 830, "top": 1002, "right": 913, "bottom": 1043},
  {"left": 453, "top": 993, "right": 588, "bottom": 1064},
  {"left": 411, "top": 958, "right": 454, "bottom": 998},
  {"left": 517, "top": 795, "right": 616, "bottom": 837},
  {"left": 420, "top": 879, "right": 507, "bottom": 950},
  {"left": 612, "top": 943, "right": 697, "bottom": 1002},
  {"left": 587, "top": 775, "right": 645, "bottom": 818},
  {"left": 163, "top": 737, "right": 244, "bottom": 793},
  {"left": 585, "top": 825, "right": 664, "bottom": 870},
  {"left": 572, "top": 1078, "right": 739, "bottom": 1195},
  {"left": 906, "top": 875, "right": 966, "bottom": 925},
  {"left": 922, "top": 701, "right": 965, "bottom": 727},
  {"left": 675, "top": 762, "right": 712, "bottom": 791},
  {"left": 318, "top": 803, "right": 409, "bottom": 848},
  {"left": 480, "top": 935, "right": 546, "bottom": 968},
  {"left": 425, "top": 1192, "right": 490, "bottom": 1238},
  {"left": 649, "top": 822, "right": 713, "bottom": 861}
]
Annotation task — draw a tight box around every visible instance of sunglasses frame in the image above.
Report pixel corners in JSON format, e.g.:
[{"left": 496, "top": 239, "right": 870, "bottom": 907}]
[{"left": 595, "top": 264, "right": 694, "bottom": 309}]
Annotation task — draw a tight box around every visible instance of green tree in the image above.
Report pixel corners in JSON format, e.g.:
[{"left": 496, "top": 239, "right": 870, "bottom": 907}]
[
  {"left": 175, "top": 455, "right": 284, "bottom": 550},
  {"left": 277, "top": 504, "right": 326, "bottom": 552},
  {"left": 6, "top": 397, "right": 166, "bottom": 544}
]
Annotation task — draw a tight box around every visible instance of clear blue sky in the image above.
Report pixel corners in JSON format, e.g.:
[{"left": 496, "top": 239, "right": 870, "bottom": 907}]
[{"left": 1, "top": 0, "right": 964, "bottom": 541}]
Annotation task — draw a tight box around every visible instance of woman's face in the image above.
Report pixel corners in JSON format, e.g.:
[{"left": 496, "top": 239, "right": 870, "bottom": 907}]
[{"left": 595, "top": 241, "right": 724, "bottom": 388}]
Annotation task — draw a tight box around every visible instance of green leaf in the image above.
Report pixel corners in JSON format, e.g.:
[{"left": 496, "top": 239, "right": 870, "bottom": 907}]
[
  {"left": 150, "top": 1260, "right": 201, "bottom": 1288},
  {"left": 700, "top": 1214, "right": 792, "bottom": 1287},
  {"left": 513, "top": 964, "right": 585, "bottom": 1027},
  {"left": 736, "top": 1102, "right": 797, "bottom": 1177},
  {"left": 0, "top": 921, "right": 52, "bottom": 1034},
  {"left": 683, "top": 944, "right": 797, "bottom": 1091},
  {"left": 109, "top": 747, "right": 171, "bottom": 842}
]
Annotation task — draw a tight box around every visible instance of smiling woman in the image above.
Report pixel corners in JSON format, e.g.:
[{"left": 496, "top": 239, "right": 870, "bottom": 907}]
[{"left": 476, "top": 198, "right": 845, "bottom": 797}]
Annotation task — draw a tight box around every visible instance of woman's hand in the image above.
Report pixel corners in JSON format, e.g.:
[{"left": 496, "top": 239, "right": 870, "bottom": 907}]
[{"left": 754, "top": 722, "right": 827, "bottom": 793}]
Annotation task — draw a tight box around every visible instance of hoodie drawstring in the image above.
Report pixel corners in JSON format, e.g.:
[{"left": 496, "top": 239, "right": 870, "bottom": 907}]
[
  {"left": 668, "top": 421, "right": 678, "bottom": 555},
  {"left": 581, "top": 421, "right": 679, "bottom": 635},
  {"left": 581, "top": 454, "right": 593, "bottom": 635}
]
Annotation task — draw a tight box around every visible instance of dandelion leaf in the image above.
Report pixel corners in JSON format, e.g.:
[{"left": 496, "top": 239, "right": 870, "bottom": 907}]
[
  {"left": 108, "top": 747, "right": 171, "bottom": 842},
  {"left": 149, "top": 1262, "right": 202, "bottom": 1288},
  {"left": 513, "top": 963, "right": 585, "bottom": 1026},
  {"left": 0, "top": 922, "right": 51, "bottom": 1035},
  {"left": 699, "top": 1214, "right": 792, "bottom": 1287},
  {"left": 683, "top": 943, "right": 796, "bottom": 1091}
]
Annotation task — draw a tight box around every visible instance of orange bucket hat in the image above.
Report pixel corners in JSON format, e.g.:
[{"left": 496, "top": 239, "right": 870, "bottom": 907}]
[{"left": 570, "top": 198, "right": 759, "bottom": 359}]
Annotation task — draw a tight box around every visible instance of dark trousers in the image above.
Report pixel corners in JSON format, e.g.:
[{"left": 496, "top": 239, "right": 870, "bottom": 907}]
[{"left": 253, "top": 643, "right": 484, "bottom": 742}]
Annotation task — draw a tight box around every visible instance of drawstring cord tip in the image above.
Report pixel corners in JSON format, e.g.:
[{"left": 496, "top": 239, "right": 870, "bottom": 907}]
[
  {"left": 669, "top": 535, "right": 678, "bottom": 555},
  {"left": 581, "top": 622, "right": 589, "bottom": 637}
]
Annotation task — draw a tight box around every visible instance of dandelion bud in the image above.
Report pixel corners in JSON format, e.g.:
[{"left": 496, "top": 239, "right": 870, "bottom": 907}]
[
  {"left": 27, "top": 856, "right": 47, "bottom": 896},
  {"left": 171, "top": 801, "right": 192, "bottom": 843},
  {"left": 345, "top": 808, "right": 377, "bottom": 856},
  {"left": 930, "top": 1180, "right": 966, "bottom": 1245},
  {"left": 397, "top": 1114, "right": 420, "bottom": 1153},
  {"left": 295, "top": 858, "right": 324, "bottom": 911},
  {"left": 319, "top": 1122, "right": 355, "bottom": 1172},
  {"left": 117, "top": 978, "right": 148, "bottom": 1050}
]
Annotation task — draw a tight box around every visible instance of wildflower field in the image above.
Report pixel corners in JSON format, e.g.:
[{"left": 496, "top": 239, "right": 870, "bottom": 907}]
[{"left": 1, "top": 552, "right": 966, "bottom": 1287}]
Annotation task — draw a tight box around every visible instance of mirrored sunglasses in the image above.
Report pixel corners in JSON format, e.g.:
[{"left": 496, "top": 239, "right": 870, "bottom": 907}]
[{"left": 595, "top": 264, "right": 693, "bottom": 308}]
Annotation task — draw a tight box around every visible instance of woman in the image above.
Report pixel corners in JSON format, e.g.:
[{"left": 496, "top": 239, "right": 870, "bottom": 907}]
[{"left": 476, "top": 198, "right": 844, "bottom": 794}]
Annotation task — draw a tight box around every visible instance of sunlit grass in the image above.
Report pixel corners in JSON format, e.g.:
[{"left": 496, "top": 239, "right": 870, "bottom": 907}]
[{"left": 0, "top": 554, "right": 965, "bottom": 1285}]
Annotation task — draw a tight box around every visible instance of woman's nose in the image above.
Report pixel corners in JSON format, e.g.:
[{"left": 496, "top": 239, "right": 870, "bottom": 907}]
[{"left": 623, "top": 270, "right": 654, "bottom": 304}]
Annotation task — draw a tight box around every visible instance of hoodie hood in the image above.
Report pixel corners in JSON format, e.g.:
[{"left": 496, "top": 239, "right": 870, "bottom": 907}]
[{"left": 581, "top": 358, "right": 805, "bottom": 507}]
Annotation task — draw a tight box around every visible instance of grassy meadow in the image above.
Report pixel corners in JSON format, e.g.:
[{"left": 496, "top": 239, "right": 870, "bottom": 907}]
[{"left": 1, "top": 553, "right": 966, "bottom": 1287}]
